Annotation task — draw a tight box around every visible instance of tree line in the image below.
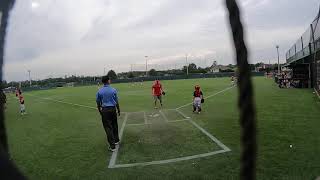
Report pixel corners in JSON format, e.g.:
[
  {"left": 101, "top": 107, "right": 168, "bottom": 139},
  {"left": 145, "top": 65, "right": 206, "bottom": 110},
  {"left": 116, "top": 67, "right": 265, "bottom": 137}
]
[{"left": 3, "top": 62, "right": 279, "bottom": 88}]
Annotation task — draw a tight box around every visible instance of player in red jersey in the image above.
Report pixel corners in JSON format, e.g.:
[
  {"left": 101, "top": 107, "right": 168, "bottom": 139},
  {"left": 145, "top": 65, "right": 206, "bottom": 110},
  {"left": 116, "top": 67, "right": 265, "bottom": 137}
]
[
  {"left": 18, "top": 92, "right": 26, "bottom": 115},
  {"left": 193, "top": 85, "right": 204, "bottom": 114},
  {"left": 152, "top": 80, "right": 164, "bottom": 109}
]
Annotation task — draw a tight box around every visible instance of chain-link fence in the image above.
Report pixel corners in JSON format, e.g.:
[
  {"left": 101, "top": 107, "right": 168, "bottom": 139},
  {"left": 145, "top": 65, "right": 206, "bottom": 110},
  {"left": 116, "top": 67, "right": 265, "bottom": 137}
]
[{"left": 286, "top": 9, "right": 320, "bottom": 92}]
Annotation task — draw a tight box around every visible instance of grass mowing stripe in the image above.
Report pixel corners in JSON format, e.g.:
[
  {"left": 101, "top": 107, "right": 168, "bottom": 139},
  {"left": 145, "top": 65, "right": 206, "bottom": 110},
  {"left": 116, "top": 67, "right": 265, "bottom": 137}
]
[{"left": 108, "top": 112, "right": 128, "bottom": 168}]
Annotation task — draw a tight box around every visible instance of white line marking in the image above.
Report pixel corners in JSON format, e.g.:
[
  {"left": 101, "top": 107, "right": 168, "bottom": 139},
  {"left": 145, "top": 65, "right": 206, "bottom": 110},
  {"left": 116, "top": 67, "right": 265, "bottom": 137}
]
[
  {"left": 187, "top": 119, "right": 231, "bottom": 151},
  {"left": 166, "top": 119, "right": 189, "bottom": 123},
  {"left": 111, "top": 150, "right": 228, "bottom": 168},
  {"left": 175, "top": 109, "right": 190, "bottom": 119},
  {"left": 126, "top": 123, "right": 152, "bottom": 126},
  {"left": 159, "top": 110, "right": 169, "bottom": 122},
  {"left": 27, "top": 94, "right": 96, "bottom": 109},
  {"left": 108, "top": 113, "right": 128, "bottom": 168},
  {"left": 27, "top": 94, "right": 141, "bottom": 114},
  {"left": 176, "top": 86, "right": 234, "bottom": 110},
  {"left": 314, "top": 88, "right": 320, "bottom": 100},
  {"left": 27, "top": 88, "right": 232, "bottom": 168},
  {"left": 144, "top": 111, "right": 148, "bottom": 124},
  {"left": 126, "top": 119, "right": 188, "bottom": 125}
]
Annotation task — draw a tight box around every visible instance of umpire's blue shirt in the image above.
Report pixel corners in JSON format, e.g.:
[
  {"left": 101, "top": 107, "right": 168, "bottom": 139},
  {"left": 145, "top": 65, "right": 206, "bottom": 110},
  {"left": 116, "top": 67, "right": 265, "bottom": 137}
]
[{"left": 96, "top": 84, "right": 118, "bottom": 107}]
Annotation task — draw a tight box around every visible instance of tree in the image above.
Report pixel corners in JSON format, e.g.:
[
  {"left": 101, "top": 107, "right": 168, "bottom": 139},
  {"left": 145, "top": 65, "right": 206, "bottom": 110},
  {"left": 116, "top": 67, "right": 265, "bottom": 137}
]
[
  {"left": 212, "top": 61, "right": 218, "bottom": 67},
  {"left": 188, "top": 63, "right": 197, "bottom": 71},
  {"left": 107, "top": 70, "right": 117, "bottom": 80},
  {"left": 128, "top": 72, "right": 134, "bottom": 78},
  {"left": 149, "top": 69, "right": 157, "bottom": 76}
]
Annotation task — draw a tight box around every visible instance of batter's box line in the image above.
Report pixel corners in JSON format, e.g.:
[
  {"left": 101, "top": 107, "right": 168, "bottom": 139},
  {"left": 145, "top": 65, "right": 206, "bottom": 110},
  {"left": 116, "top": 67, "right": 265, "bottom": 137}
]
[
  {"left": 108, "top": 114, "right": 231, "bottom": 169},
  {"left": 126, "top": 119, "right": 189, "bottom": 126}
]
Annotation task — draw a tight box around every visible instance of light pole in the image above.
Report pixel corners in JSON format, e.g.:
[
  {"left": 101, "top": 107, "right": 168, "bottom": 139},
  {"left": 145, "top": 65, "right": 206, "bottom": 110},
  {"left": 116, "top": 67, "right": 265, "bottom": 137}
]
[
  {"left": 145, "top": 56, "right": 148, "bottom": 77},
  {"left": 185, "top": 54, "right": 189, "bottom": 76},
  {"left": 27, "top": 70, "right": 31, "bottom": 86},
  {"left": 276, "top": 45, "right": 280, "bottom": 74}
]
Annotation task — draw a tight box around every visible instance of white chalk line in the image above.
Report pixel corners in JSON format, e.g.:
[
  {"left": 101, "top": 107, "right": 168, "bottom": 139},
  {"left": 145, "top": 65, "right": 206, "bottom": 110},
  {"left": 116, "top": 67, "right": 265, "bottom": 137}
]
[
  {"left": 187, "top": 119, "right": 231, "bottom": 152},
  {"left": 27, "top": 94, "right": 97, "bottom": 109},
  {"left": 175, "top": 109, "right": 190, "bottom": 119},
  {"left": 111, "top": 150, "right": 228, "bottom": 168},
  {"left": 126, "top": 123, "right": 151, "bottom": 126},
  {"left": 314, "top": 88, "right": 320, "bottom": 100},
  {"left": 26, "top": 89, "right": 232, "bottom": 168},
  {"left": 144, "top": 111, "right": 148, "bottom": 124},
  {"left": 126, "top": 119, "right": 189, "bottom": 126},
  {"left": 167, "top": 119, "right": 189, "bottom": 123},
  {"left": 176, "top": 86, "right": 234, "bottom": 110},
  {"left": 27, "top": 94, "right": 138, "bottom": 114},
  {"left": 108, "top": 113, "right": 128, "bottom": 168},
  {"left": 110, "top": 117, "right": 231, "bottom": 169},
  {"left": 110, "top": 109, "right": 231, "bottom": 168},
  {"left": 159, "top": 110, "right": 169, "bottom": 122}
]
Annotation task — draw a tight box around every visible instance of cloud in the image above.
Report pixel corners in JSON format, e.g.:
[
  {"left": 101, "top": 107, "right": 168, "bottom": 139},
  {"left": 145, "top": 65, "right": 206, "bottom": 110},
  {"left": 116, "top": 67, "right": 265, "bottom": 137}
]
[{"left": 3, "top": 0, "right": 320, "bottom": 81}]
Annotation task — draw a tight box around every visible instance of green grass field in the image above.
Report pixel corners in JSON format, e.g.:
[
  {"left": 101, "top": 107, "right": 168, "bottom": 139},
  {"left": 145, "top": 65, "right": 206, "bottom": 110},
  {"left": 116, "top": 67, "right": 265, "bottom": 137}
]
[{"left": 4, "top": 77, "right": 320, "bottom": 180}]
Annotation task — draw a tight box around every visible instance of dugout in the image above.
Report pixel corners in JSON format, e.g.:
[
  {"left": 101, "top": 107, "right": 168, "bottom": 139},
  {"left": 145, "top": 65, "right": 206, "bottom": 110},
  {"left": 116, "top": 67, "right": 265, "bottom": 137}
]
[
  {"left": 284, "top": 56, "right": 314, "bottom": 88},
  {"left": 285, "top": 8, "right": 320, "bottom": 90}
]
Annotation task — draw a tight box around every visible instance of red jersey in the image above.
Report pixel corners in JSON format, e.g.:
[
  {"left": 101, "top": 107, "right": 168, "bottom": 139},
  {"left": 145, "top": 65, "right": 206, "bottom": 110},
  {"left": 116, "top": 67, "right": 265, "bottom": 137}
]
[
  {"left": 152, "top": 84, "right": 162, "bottom": 96},
  {"left": 19, "top": 95, "right": 25, "bottom": 104}
]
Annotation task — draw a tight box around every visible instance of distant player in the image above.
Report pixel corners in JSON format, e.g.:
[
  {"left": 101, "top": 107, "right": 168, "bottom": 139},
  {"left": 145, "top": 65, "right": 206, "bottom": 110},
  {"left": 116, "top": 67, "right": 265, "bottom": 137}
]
[
  {"left": 18, "top": 92, "right": 26, "bottom": 115},
  {"left": 193, "top": 85, "right": 204, "bottom": 114},
  {"left": 15, "top": 88, "right": 21, "bottom": 99},
  {"left": 152, "top": 80, "right": 164, "bottom": 109},
  {"left": 231, "top": 76, "right": 236, "bottom": 86}
]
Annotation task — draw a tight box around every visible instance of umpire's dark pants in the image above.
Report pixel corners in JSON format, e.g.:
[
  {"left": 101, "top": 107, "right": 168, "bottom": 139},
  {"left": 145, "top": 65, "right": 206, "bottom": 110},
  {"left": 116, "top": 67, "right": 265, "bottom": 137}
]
[{"left": 101, "top": 107, "right": 119, "bottom": 149}]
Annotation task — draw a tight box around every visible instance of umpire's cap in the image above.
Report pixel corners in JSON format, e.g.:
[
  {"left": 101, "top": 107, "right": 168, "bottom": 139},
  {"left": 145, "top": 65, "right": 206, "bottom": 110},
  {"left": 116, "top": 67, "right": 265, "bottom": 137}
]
[{"left": 101, "top": 75, "right": 110, "bottom": 84}]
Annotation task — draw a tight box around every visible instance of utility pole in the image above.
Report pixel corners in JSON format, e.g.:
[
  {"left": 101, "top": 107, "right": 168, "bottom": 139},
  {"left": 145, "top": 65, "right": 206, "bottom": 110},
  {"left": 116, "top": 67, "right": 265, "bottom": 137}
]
[
  {"left": 27, "top": 70, "right": 31, "bottom": 86},
  {"left": 276, "top": 45, "right": 280, "bottom": 74},
  {"left": 186, "top": 54, "right": 189, "bottom": 76},
  {"left": 145, "top": 56, "right": 148, "bottom": 77}
]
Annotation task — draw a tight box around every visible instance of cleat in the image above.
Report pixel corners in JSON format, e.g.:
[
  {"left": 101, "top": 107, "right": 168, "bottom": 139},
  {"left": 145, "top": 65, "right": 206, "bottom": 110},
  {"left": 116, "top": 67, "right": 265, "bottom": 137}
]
[{"left": 108, "top": 147, "right": 116, "bottom": 152}]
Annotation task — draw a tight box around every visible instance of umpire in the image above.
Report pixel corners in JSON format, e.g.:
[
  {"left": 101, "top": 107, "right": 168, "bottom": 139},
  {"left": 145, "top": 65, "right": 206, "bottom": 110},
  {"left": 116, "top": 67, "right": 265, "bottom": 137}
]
[{"left": 96, "top": 76, "right": 121, "bottom": 152}]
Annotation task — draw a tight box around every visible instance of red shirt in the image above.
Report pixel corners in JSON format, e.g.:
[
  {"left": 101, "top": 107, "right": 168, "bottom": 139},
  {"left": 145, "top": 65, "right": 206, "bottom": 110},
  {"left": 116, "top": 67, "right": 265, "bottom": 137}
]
[
  {"left": 152, "top": 84, "right": 162, "bottom": 96},
  {"left": 19, "top": 95, "right": 25, "bottom": 104}
]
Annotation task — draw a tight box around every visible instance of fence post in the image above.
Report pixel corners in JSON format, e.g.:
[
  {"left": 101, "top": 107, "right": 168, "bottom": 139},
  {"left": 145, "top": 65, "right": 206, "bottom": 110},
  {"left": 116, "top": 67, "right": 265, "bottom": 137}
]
[
  {"left": 311, "top": 24, "right": 316, "bottom": 52},
  {"left": 301, "top": 36, "right": 304, "bottom": 56}
]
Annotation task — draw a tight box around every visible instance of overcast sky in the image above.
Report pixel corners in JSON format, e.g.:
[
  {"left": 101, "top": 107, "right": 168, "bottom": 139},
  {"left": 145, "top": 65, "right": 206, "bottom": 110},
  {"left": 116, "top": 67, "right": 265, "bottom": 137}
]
[{"left": 3, "top": 0, "right": 320, "bottom": 81}]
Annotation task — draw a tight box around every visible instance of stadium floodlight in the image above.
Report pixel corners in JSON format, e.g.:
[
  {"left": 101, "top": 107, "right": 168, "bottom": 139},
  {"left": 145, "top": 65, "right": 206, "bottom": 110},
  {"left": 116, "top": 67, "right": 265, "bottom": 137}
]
[
  {"left": 145, "top": 56, "right": 148, "bottom": 77},
  {"left": 185, "top": 54, "right": 189, "bottom": 76},
  {"left": 27, "top": 70, "right": 31, "bottom": 86},
  {"left": 276, "top": 45, "right": 280, "bottom": 74}
]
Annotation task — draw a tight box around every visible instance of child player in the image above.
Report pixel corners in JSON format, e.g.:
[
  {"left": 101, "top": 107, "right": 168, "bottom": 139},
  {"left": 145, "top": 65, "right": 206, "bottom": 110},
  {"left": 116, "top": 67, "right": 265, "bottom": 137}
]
[
  {"left": 18, "top": 92, "right": 26, "bottom": 115},
  {"left": 152, "top": 80, "right": 164, "bottom": 109},
  {"left": 231, "top": 75, "right": 235, "bottom": 86},
  {"left": 193, "top": 85, "right": 204, "bottom": 114}
]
